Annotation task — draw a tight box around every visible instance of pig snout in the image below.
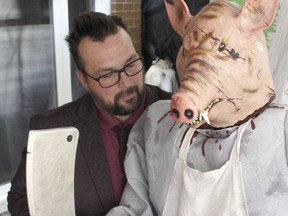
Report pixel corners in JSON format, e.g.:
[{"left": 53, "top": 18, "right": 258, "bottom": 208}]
[{"left": 170, "top": 93, "right": 199, "bottom": 124}]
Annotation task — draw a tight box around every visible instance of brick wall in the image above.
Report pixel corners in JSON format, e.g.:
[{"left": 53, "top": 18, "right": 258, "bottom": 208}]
[{"left": 111, "top": 0, "right": 141, "bottom": 54}]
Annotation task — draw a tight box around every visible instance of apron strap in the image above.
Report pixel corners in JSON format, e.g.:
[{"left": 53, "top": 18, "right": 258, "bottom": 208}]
[
  {"left": 179, "top": 120, "right": 251, "bottom": 162},
  {"left": 230, "top": 120, "right": 251, "bottom": 161},
  {"left": 179, "top": 127, "right": 195, "bottom": 160}
]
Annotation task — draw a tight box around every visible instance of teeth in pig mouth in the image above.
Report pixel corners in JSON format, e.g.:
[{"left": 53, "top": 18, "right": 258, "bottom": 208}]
[{"left": 188, "top": 98, "right": 221, "bottom": 126}]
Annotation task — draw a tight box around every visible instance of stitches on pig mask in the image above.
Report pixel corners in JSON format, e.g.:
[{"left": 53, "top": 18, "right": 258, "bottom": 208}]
[{"left": 165, "top": 0, "right": 278, "bottom": 129}]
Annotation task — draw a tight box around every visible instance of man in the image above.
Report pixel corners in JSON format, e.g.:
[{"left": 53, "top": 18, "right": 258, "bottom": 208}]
[{"left": 7, "top": 11, "right": 171, "bottom": 216}]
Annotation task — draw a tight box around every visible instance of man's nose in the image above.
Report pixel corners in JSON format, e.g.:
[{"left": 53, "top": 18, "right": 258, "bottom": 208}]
[{"left": 118, "top": 71, "right": 132, "bottom": 87}]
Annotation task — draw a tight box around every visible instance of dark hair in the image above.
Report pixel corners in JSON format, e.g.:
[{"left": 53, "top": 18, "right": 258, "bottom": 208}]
[{"left": 65, "top": 11, "right": 130, "bottom": 71}]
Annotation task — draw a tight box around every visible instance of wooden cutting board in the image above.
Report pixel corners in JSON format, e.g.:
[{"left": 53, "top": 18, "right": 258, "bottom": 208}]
[{"left": 26, "top": 127, "right": 79, "bottom": 216}]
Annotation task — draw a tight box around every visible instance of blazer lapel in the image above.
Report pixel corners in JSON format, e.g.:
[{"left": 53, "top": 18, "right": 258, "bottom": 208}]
[{"left": 75, "top": 95, "right": 115, "bottom": 211}]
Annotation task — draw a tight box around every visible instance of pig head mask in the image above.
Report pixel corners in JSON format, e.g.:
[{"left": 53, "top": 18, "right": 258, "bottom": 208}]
[{"left": 165, "top": 0, "right": 278, "bottom": 128}]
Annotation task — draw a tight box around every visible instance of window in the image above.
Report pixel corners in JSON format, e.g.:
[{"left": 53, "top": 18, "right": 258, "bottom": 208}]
[
  {"left": 0, "top": 0, "right": 57, "bottom": 184},
  {"left": 0, "top": 0, "right": 57, "bottom": 213},
  {"left": 0, "top": 0, "right": 112, "bottom": 214}
]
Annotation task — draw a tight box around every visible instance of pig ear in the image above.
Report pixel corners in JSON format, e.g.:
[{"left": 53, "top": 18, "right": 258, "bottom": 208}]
[
  {"left": 238, "top": 0, "right": 278, "bottom": 34},
  {"left": 164, "top": 0, "right": 192, "bottom": 38}
]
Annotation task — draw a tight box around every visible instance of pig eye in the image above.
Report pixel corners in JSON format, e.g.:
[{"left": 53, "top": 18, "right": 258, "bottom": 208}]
[
  {"left": 218, "top": 43, "right": 225, "bottom": 52},
  {"left": 217, "top": 42, "right": 241, "bottom": 60}
]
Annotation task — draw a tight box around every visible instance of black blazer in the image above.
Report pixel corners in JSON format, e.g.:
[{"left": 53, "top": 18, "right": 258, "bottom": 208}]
[{"left": 7, "top": 84, "right": 171, "bottom": 216}]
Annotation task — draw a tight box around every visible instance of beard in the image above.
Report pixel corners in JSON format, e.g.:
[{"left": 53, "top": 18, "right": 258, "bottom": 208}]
[{"left": 93, "top": 86, "right": 144, "bottom": 116}]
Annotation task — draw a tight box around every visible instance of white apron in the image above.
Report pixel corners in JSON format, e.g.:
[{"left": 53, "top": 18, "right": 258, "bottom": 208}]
[{"left": 162, "top": 121, "right": 250, "bottom": 216}]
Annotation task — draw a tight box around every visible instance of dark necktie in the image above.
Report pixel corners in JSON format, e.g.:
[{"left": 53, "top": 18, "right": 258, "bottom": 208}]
[{"left": 112, "top": 124, "right": 132, "bottom": 190}]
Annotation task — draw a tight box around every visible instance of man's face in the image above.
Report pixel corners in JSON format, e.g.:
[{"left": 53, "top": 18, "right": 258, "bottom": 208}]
[{"left": 77, "top": 28, "right": 144, "bottom": 119}]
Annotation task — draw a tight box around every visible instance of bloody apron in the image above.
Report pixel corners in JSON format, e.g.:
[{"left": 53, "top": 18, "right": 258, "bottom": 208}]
[{"left": 162, "top": 121, "right": 250, "bottom": 216}]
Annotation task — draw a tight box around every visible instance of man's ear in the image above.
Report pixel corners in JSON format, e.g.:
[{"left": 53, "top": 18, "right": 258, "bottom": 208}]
[{"left": 76, "top": 70, "right": 89, "bottom": 91}]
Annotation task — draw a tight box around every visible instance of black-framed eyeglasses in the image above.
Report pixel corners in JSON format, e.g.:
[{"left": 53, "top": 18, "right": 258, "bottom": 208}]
[{"left": 81, "top": 56, "right": 143, "bottom": 88}]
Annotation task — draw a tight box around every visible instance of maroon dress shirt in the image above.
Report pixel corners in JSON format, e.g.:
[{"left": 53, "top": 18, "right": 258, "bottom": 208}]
[{"left": 96, "top": 95, "right": 146, "bottom": 204}]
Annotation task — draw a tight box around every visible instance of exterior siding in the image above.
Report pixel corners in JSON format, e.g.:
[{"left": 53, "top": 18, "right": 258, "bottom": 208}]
[{"left": 111, "top": 0, "right": 141, "bottom": 54}]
